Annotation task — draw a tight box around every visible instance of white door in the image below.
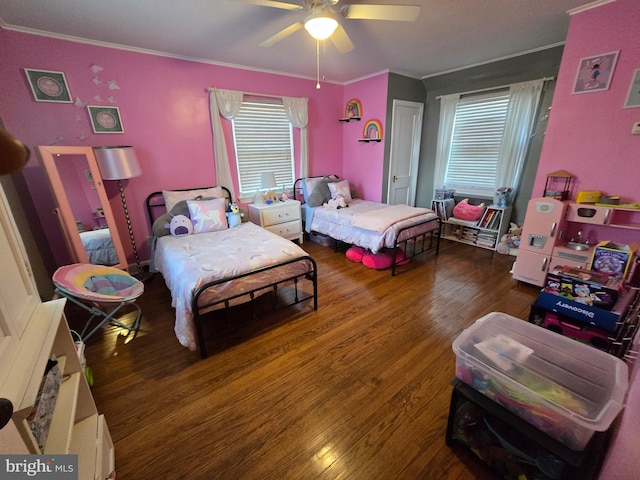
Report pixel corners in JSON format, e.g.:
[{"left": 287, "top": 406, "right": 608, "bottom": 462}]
[{"left": 387, "top": 100, "right": 424, "bottom": 205}]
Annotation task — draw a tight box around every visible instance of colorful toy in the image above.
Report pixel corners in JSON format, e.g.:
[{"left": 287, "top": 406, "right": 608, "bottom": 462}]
[
  {"left": 495, "top": 187, "right": 512, "bottom": 207},
  {"left": 452, "top": 198, "right": 485, "bottom": 222},
  {"left": 166, "top": 214, "right": 195, "bottom": 236},
  {"left": 496, "top": 223, "right": 522, "bottom": 255},
  {"left": 226, "top": 203, "right": 243, "bottom": 228}
]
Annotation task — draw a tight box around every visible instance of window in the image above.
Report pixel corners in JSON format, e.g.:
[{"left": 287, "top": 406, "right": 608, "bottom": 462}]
[
  {"left": 434, "top": 79, "right": 544, "bottom": 199},
  {"left": 446, "top": 91, "right": 510, "bottom": 196},
  {"left": 232, "top": 99, "right": 294, "bottom": 197}
]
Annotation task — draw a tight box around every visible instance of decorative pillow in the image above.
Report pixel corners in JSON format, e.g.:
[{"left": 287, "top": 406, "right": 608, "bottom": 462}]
[
  {"left": 452, "top": 198, "right": 485, "bottom": 222},
  {"left": 152, "top": 200, "right": 191, "bottom": 238},
  {"left": 162, "top": 187, "right": 224, "bottom": 212},
  {"left": 328, "top": 179, "right": 352, "bottom": 202},
  {"left": 307, "top": 176, "right": 338, "bottom": 207},
  {"left": 168, "top": 215, "right": 195, "bottom": 236},
  {"left": 302, "top": 175, "right": 338, "bottom": 203},
  {"left": 187, "top": 197, "right": 228, "bottom": 233}
]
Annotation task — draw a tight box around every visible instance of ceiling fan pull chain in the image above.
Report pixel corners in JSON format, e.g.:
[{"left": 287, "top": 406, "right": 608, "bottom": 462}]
[{"left": 316, "top": 39, "right": 321, "bottom": 89}]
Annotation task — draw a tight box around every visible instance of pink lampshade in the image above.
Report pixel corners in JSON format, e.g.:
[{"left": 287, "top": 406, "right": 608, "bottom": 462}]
[{"left": 94, "top": 146, "right": 142, "bottom": 180}]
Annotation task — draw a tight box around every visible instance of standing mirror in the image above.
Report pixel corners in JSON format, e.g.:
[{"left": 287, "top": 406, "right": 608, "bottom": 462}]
[{"left": 37, "top": 145, "right": 128, "bottom": 270}]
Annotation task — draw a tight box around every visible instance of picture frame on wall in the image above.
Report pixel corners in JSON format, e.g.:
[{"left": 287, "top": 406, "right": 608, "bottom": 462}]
[
  {"left": 87, "top": 106, "right": 124, "bottom": 134},
  {"left": 572, "top": 51, "right": 619, "bottom": 94},
  {"left": 24, "top": 68, "right": 73, "bottom": 103},
  {"left": 624, "top": 68, "right": 640, "bottom": 108}
]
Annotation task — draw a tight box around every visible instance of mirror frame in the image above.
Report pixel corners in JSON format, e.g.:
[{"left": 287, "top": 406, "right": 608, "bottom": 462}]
[{"left": 37, "top": 145, "right": 128, "bottom": 270}]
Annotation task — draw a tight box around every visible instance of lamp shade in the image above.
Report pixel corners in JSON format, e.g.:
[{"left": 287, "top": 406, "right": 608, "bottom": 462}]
[
  {"left": 94, "top": 146, "right": 142, "bottom": 180},
  {"left": 260, "top": 172, "right": 277, "bottom": 189},
  {"left": 304, "top": 9, "right": 339, "bottom": 40}
]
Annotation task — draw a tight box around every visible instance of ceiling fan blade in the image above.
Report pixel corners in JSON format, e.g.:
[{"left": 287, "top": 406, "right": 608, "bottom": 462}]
[
  {"left": 343, "top": 4, "right": 420, "bottom": 21},
  {"left": 243, "top": 0, "right": 303, "bottom": 11},
  {"left": 259, "top": 22, "right": 304, "bottom": 47},
  {"left": 330, "top": 23, "right": 354, "bottom": 54}
]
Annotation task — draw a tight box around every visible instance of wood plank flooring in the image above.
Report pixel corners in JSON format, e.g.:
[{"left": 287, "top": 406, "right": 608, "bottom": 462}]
[{"left": 68, "top": 239, "right": 541, "bottom": 479}]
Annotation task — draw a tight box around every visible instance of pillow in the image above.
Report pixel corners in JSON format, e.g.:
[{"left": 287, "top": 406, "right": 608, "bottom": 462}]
[
  {"left": 307, "top": 176, "right": 338, "bottom": 207},
  {"left": 162, "top": 187, "right": 224, "bottom": 212},
  {"left": 187, "top": 197, "right": 227, "bottom": 233},
  {"left": 152, "top": 200, "right": 191, "bottom": 238},
  {"left": 302, "top": 175, "right": 338, "bottom": 202},
  {"left": 328, "top": 179, "right": 352, "bottom": 202}
]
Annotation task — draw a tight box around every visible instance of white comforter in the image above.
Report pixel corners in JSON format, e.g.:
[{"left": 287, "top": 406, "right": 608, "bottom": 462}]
[
  {"left": 154, "top": 222, "right": 312, "bottom": 351},
  {"left": 309, "top": 199, "right": 438, "bottom": 253}
]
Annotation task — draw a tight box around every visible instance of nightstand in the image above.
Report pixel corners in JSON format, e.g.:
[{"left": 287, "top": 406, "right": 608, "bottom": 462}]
[{"left": 249, "top": 200, "right": 303, "bottom": 243}]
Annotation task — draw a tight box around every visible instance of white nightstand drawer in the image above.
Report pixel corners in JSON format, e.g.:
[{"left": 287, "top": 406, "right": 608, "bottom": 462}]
[
  {"left": 262, "top": 204, "right": 300, "bottom": 226},
  {"left": 264, "top": 220, "right": 302, "bottom": 237}
]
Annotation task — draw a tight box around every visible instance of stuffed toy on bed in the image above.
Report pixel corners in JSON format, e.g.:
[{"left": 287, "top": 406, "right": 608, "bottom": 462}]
[
  {"left": 167, "top": 214, "right": 196, "bottom": 236},
  {"left": 226, "top": 203, "right": 243, "bottom": 228}
]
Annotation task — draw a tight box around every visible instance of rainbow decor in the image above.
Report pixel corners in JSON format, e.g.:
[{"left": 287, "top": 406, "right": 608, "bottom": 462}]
[
  {"left": 362, "top": 119, "right": 383, "bottom": 140},
  {"left": 345, "top": 99, "right": 362, "bottom": 119}
]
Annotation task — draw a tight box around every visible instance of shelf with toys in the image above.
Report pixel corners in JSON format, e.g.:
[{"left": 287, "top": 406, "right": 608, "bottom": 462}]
[{"left": 440, "top": 199, "right": 512, "bottom": 251}]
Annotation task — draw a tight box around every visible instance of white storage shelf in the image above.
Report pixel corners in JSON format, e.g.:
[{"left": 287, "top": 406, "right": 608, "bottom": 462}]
[{"left": 442, "top": 206, "right": 512, "bottom": 251}]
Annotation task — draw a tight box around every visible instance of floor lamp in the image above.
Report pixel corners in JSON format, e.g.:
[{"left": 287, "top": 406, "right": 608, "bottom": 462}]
[{"left": 94, "top": 146, "right": 145, "bottom": 278}]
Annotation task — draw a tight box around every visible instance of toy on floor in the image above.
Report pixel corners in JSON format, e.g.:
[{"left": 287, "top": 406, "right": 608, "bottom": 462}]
[
  {"left": 345, "top": 245, "right": 409, "bottom": 269},
  {"left": 496, "top": 223, "right": 522, "bottom": 255},
  {"left": 453, "top": 198, "right": 485, "bottom": 222}
]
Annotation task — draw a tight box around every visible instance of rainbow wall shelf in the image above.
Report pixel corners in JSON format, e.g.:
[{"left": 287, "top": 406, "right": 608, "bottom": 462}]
[
  {"left": 339, "top": 98, "right": 362, "bottom": 122},
  {"left": 358, "top": 119, "right": 383, "bottom": 142}
]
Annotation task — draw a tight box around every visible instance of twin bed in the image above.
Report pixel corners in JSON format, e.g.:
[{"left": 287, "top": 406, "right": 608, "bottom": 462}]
[
  {"left": 147, "top": 187, "right": 317, "bottom": 358},
  {"left": 148, "top": 179, "right": 439, "bottom": 358},
  {"left": 294, "top": 176, "right": 441, "bottom": 275}
]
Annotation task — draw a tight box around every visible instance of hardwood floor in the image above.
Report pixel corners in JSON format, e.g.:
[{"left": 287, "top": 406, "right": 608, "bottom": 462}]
[{"left": 68, "top": 239, "right": 541, "bottom": 479}]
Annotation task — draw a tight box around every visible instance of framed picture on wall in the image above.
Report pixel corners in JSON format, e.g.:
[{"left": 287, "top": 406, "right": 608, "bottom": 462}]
[
  {"left": 572, "top": 51, "right": 619, "bottom": 94},
  {"left": 87, "top": 106, "right": 124, "bottom": 133},
  {"left": 24, "top": 68, "right": 73, "bottom": 103},
  {"left": 624, "top": 68, "right": 640, "bottom": 108}
]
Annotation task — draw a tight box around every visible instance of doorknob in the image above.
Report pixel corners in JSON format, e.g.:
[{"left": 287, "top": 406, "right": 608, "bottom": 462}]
[{"left": 393, "top": 175, "right": 397, "bottom": 182}]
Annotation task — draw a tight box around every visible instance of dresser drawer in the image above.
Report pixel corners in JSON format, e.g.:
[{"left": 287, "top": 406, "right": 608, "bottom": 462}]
[
  {"left": 262, "top": 204, "right": 300, "bottom": 226},
  {"left": 264, "top": 220, "right": 301, "bottom": 238}
]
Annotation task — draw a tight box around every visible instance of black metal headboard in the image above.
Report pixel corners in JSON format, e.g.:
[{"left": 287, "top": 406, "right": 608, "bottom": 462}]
[
  {"left": 145, "top": 186, "right": 233, "bottom": 228},
  {"left": 293, "top": 175, "right": 339, "bottom": 202}
]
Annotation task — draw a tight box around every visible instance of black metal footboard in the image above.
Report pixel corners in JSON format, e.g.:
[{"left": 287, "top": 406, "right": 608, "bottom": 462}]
[
  {"left": 391, "top": 217, "right": 442, "bottom": 276},
  {"left": 191, "top": 255, "right": 318, "bottom": 358}
]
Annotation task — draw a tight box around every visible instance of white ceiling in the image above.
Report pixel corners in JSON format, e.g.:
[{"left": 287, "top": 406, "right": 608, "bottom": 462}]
[{"left": 0, "top": 0, "right": 601, "bottom": 83}]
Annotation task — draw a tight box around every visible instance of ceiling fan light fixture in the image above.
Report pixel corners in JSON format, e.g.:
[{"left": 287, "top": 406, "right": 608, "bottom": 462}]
[{"left": 304, "top": 10, "right": 339, "bottom": 40}]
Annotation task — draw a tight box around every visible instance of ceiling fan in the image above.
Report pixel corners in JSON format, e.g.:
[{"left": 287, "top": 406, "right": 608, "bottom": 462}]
[{"left": 244, "top": 0, "right": 420, "bottom": 54}]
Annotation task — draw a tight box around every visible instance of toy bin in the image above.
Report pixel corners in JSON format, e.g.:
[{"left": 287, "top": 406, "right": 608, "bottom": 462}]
[{"left": 452, "top": 312, "right": 628, "bottom": 450}]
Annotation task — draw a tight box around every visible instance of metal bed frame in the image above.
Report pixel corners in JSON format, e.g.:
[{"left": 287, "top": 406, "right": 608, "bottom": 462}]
[
  {"left": 146, "top": 187, "right": 318, "bottom": 358},
  {"left": 293, "top": 177, "right": 441, "bottom": 276}
]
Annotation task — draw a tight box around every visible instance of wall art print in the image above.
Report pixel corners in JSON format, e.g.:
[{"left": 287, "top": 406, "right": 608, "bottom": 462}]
[
  {"left": 624, "top": 68, "right": 640, "bottom": 108},
  {"left": 87, "top": 106, "right": 124, "bottom": 134},
  {"left": 24, "top": 68, "right": 73, "bottom": 103},
  {"left": 572, "top": 51, "right": 619, "bottom": 94}
]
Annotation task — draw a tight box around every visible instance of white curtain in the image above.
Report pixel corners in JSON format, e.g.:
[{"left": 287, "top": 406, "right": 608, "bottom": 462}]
[
  {"left": 432, "top": 93, "right": 460, "bottom": 192},
  {"left": 209, "top": 89, "right": 243, "bottom": 199},
  {"left": 496, "top": 79, "right": 544, "bottom": 191},
  {"left": 283, "top": 96, "right": 309, "bottom": 178}
]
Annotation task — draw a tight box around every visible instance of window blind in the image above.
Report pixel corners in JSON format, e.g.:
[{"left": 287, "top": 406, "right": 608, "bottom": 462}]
[
  {"left": 232, "top": 99, "right": 294, "bottom": 196},
  {"left": 445, "top": 91, "right": 510, "bottom": 196}
]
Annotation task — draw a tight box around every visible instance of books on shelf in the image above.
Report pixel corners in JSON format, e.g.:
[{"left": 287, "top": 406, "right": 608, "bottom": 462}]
[
  {"left": 479, "top": 207, "right": 503, "bottom": 230},
  {"left": 431, "top": 198, "right": 455, "bottom": 221}
]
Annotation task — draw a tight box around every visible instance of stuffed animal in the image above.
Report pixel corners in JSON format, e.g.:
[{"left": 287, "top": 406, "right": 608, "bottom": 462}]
[
  {"left": 495, "top": 187, "right": 512, "bottom": 207},
  {"left": 496, "top": 222, "right": 522, "bottom": 255},
  {"left": 226, "top": 203, "right": 243, "bottom": 228},
  {"left": 452, "top": 198, "right": 485, "bottom": 222},
  {"left": 166, "top": 214, "right": 195, "bottom": 236},
  {"left": 325, "top": 194, "right": 348, "bottom": 209}
]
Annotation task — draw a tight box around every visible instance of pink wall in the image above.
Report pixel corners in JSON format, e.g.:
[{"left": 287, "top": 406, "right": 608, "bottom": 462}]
[
  {"left": 533, "top": 0, "right": 640, "bottom": 246},
  {"left": 342, "top": 74, "right": 389, "bottom": 202},
  {"left": 537, "top": 2, "right": 640, "bottom": 478},
  {"left": 0, "top": 28, "right": 358, "bottom": 265}
]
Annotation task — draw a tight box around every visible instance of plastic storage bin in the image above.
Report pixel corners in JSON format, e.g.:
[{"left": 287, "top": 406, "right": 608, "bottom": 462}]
[{"left": 452, "top": 312, "right": 629, "bottom": 450}]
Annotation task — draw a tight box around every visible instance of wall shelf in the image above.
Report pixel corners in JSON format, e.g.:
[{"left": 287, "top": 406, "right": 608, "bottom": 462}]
[
  {"left": 339, "top": 116, "right": 361, "bottom": 122},
  {"left": 358, "top": 138, "right": 382, "bottom": 143}
]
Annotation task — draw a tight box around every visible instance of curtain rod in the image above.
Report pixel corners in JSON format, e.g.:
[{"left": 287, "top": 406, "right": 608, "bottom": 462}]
[
  {"left": 435, "top": 76, "right": 555, "bottom": 100},
  {"left": 206, "top": 87, "right": 285, "bottom": 100}
]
